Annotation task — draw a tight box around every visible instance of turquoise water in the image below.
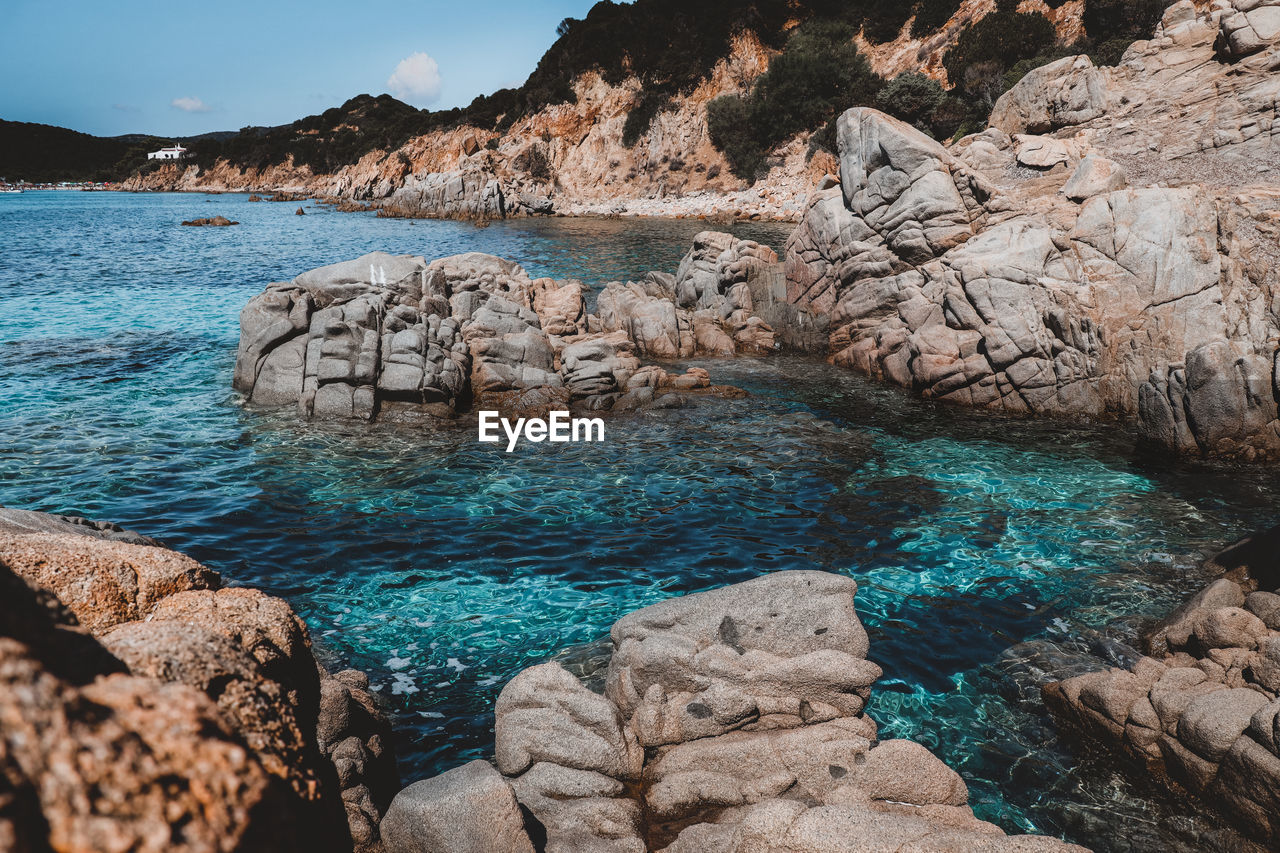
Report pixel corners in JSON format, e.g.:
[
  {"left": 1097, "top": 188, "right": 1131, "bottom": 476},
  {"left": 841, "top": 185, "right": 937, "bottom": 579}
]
[{"left": 2, "top": 191, "right": 1276, "bottom": 852}]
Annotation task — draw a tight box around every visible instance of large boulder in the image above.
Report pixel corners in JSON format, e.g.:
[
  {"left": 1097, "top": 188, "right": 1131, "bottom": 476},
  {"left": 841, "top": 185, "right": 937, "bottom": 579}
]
[
  {"left": 385, "top": 572, "right": 1085, "bottom": 852},
  {"left": 1216, "top": 0, "right": 1280, "bottom": 57},
  {"left": 606, "top": 571, "right": 878, "bottom": 746},
  {"left": 381, "top": 760, "right": 535, "bottom": 853},
  {"left": 598, "top": 234, "right": 779, "bottom": 360},
  {"left": 989, "top": 55, "right": 1110, "bottom": 135},
  {"left": 236, "top": 248, "right": 744, "bottom": 422},
  {"left": 380, "top": 169, "right": 507, "bottom": 220}
]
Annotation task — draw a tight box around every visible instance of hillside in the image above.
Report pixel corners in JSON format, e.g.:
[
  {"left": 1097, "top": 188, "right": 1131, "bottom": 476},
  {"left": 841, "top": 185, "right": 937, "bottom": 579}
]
[{"left": 23, "top": 0, "right": 1171, "bottom": 214}]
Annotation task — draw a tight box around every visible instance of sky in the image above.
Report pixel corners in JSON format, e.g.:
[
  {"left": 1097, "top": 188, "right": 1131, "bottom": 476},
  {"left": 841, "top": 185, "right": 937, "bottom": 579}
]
[{"left": 0, "top": 0, "right": 604, "bottom": 138}]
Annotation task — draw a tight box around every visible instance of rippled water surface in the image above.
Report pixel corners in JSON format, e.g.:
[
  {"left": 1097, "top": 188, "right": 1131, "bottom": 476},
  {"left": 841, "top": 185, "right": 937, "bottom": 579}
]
[{"left": 2, "top": 191, "right": 1278, "bottom": 852}]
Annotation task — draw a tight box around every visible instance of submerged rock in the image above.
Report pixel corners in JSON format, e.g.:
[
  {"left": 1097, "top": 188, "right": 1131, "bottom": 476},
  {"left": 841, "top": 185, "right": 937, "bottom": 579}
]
[
  {"left": 180, "top": 215, "right": 238, "bottom": 226},
  {"left": 0, "top": 507, "right": 398, "bottom": 852},
  {"left": 382, "top": 571, "right": 1088, "bottom": 852}
]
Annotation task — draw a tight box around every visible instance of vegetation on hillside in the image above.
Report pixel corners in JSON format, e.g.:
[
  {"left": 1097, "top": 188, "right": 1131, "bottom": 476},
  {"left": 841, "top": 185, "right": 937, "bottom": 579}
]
[
  {"left": 0, "top": 121, "right": 167, "bottom": 182},
  {"left": 2, "top": 0, "right": 1173, "bottom": 183}
]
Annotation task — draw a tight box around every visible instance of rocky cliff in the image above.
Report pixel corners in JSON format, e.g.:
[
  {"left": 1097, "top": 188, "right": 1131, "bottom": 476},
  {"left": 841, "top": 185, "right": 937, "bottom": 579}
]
[
  {"left": 778, "top": 0, "right": 1280, "bottom": 460},
  {"left": 0, "top": 508, "right": 398, "bottom": 852},
  {"left": 114, "top": 0, "right": 1091, "bottom": 222},
  {"left": 378, "top": 571, "right": 1090, "bottom": 852}
]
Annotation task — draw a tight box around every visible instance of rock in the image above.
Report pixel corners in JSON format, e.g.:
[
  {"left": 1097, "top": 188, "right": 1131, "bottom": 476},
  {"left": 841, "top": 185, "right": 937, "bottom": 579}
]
[
  {"left": 380, "top": 760, "right": 535, "bottom": 853},
  {"left": 100, "top": 619, "right": 325, "bottom": 800},
  {"left": 380, "top": 571, "right": 1082, "bottom": 852},
  {"left": 598, "top": 234, "right": 778, "bottom": 359},
  {"left": 1061, "top": 155, "right": 1127, "bottom": 201},
  {"left": 381, "top": 169, "right": 507, "bottom": 220},
  {"left": 0, "top": 636, "right": 299, "bottom": 853},
  {"left": 850, "top": 738, "right": 970, "bottom": 807},
  {"left": 0, "top": 532, "right": 219, "bottom": 632},
  {"left": 1014, "top": 134, "right": 1074, "bottom": 169},
  {"left": 782, "top": 20, "right": 1280, "bottom": 462},
  {"left": 1217, "top": 0, "right": 1280, "bottom": 57},
  {"left": 147, "top": 587, "right": 319, "bottom": 710},
  {"left": 1248, "top": 592, "right": 1280, "bottom": 629},
  {"left": 508, "top": 763, "right": 644, "bottom": 853},
  {"left": 0, "top": 511, "right": 394, "bottom": 852},
  {"left": 1045, "top": 528, "right": 1280, "bottom": 849},
  {"left": 235, "top": 248, "right": 742, "bottom": 422},
  {"left": 297, "top": 206, "right": 306, "bottom": 215},
  {"left": 495, "top": 662, "right": 642, "bottom": 780},
  {"left": 644, "top": 717, "right": 878, "bottom": 819},
  {"left": 1178, "top": 688, "right": 1271, "bottom": 761},
  {"left": 606, "top": 571, "right": 877, "bottom": 746},
  {"left": 990, "top": 55, "right": 1110, "bottom": 135},
  {"left": 1193, "top": 606, "right": 1268, "bottom": 650},
  {"left": 180, "top": 215, "right": 238, "bottom": 226},
  {"left": 0, "top": 506, "right": 158, "bottom": 545},
  {"left": 1147, "top": 578, "right": 1247, "bottom": 655}
]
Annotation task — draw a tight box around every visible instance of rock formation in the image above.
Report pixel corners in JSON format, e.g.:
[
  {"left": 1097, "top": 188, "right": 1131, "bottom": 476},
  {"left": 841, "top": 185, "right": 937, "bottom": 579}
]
[
  {"left": 233, "top": 239, "right": 778, "bottom": 422},
  {"left": 0, "top": 508, "right": 397, "bottom": 852},
  {"left": 379, "top": 571, "right": 1088, "bottom": 852},
  {"left": 180, "top": 215, "right": 238, "bottom": 226},
  {"left": 778, "top": 2, "right": 1280, "bottom": 460},
  {"left": 1043, "top": 525, "right": 1280, "bottom": 849}
]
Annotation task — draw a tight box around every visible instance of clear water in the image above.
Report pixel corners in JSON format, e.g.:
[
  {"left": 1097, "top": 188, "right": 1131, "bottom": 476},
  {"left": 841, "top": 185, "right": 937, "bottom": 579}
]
[{"left": 2, "top": 191, "right": 1277, "bottom": 852}]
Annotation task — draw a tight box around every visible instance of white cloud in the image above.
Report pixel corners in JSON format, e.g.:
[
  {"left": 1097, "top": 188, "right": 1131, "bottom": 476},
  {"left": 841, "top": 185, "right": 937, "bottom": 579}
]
[
  {"left": 387, "top": 52, "right": 442, "bottom": 106},
  {"left": 170, "top": 96, "right": 211, "bottom": 113}
]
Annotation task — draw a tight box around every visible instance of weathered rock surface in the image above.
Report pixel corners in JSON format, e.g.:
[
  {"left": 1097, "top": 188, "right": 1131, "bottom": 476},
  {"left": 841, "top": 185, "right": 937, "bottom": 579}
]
[
  {"left": 380, "top": 169, "right": 508, "bottom": 220},
  {"left": 598, "top": 232, "right": 779, "bottom": 359},
  {"left": 383, "top": 572, "right": 1087, "bottom": 852},
  {"left": 781, "top": 6, "right": 1280, "bottom": 462},
  {"left": 381, "top": 760, "right": 535, "bottom": 853},
  {"left": 0, "top": 507, "right": 397, "bottom": 852},
  {"left": 1044, "top": 525, "right": 1280, "bottom": 848},
  {"left": 234, "top": 241, "right": 772, "bottom": 422}
]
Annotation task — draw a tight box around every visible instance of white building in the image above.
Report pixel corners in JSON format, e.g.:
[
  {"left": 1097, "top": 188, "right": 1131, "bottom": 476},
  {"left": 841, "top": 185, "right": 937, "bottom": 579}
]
[{"left": 147, "top": 145, "right": 188, "bottom": 161}]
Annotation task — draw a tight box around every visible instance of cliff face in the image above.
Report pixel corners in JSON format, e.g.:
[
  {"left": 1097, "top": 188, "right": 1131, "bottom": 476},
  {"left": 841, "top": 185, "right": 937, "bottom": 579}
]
[{"left": 116, "top": 0, "right": 1086, "bottom": 221}]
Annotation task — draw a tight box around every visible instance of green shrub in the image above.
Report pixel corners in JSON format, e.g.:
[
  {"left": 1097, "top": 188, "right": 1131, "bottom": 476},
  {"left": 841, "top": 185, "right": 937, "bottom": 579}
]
[
  {"left": 706, "top": 20, "right": 882, "bottom": 179},
  {"left": 876, "top": 72, "right": 944, "bottom": 127},
  {"left": 1082, "top": 0, "right": 1166, "bottom": 44},
  {"left": 706, "top": 95, "right": 763, "bottom": 178},
  {"left": 943, "top": 2, "right": 1057, "bottom": 96}
]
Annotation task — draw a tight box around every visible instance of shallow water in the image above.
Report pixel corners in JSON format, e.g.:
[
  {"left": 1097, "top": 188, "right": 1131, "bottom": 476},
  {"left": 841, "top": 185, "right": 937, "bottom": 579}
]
[{"left": 1, "top": 191, "right": 1277, "bottom": 852}]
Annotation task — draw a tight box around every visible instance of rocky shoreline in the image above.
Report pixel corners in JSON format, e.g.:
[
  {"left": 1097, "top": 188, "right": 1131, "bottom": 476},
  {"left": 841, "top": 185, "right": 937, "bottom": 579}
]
[
  {"left": 1041, "top": 526, "right": 1280, "bottom": 850},
  {"left": 1, "top": 508, "right": 1091, "bottom": 852},
  {"left": 381, "top": 570, "right": 1087, "bottom": 853},
  {"left": 0, "top": 507, "right": 397, "bottom": 852},
  {"left": 227, "top": 0, "right": 1280, "bottom": 462}
]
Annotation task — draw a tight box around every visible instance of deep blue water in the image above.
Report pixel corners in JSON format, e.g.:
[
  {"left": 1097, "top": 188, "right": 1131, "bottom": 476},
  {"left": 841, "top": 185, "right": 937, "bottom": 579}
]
[{"left": 2, "top": 191, "right": 1277, "bottom": 852}]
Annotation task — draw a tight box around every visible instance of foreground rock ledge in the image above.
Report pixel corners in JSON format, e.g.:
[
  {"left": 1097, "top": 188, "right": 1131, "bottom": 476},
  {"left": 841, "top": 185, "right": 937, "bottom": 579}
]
[
  {"left": 0, "top": 507, "right": 397, "bottom": 852},
  {"left": 380, "top": 571, "right": 1087, "bottom": 852},
  {"left": 1044, "top": 525, "right": 1280, "bottom": 849}
]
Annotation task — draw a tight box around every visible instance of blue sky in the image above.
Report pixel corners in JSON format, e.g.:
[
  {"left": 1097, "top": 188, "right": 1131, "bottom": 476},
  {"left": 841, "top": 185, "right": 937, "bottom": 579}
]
[{"left": 1, "top": 0, "right": 602, "bottom": 137}]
